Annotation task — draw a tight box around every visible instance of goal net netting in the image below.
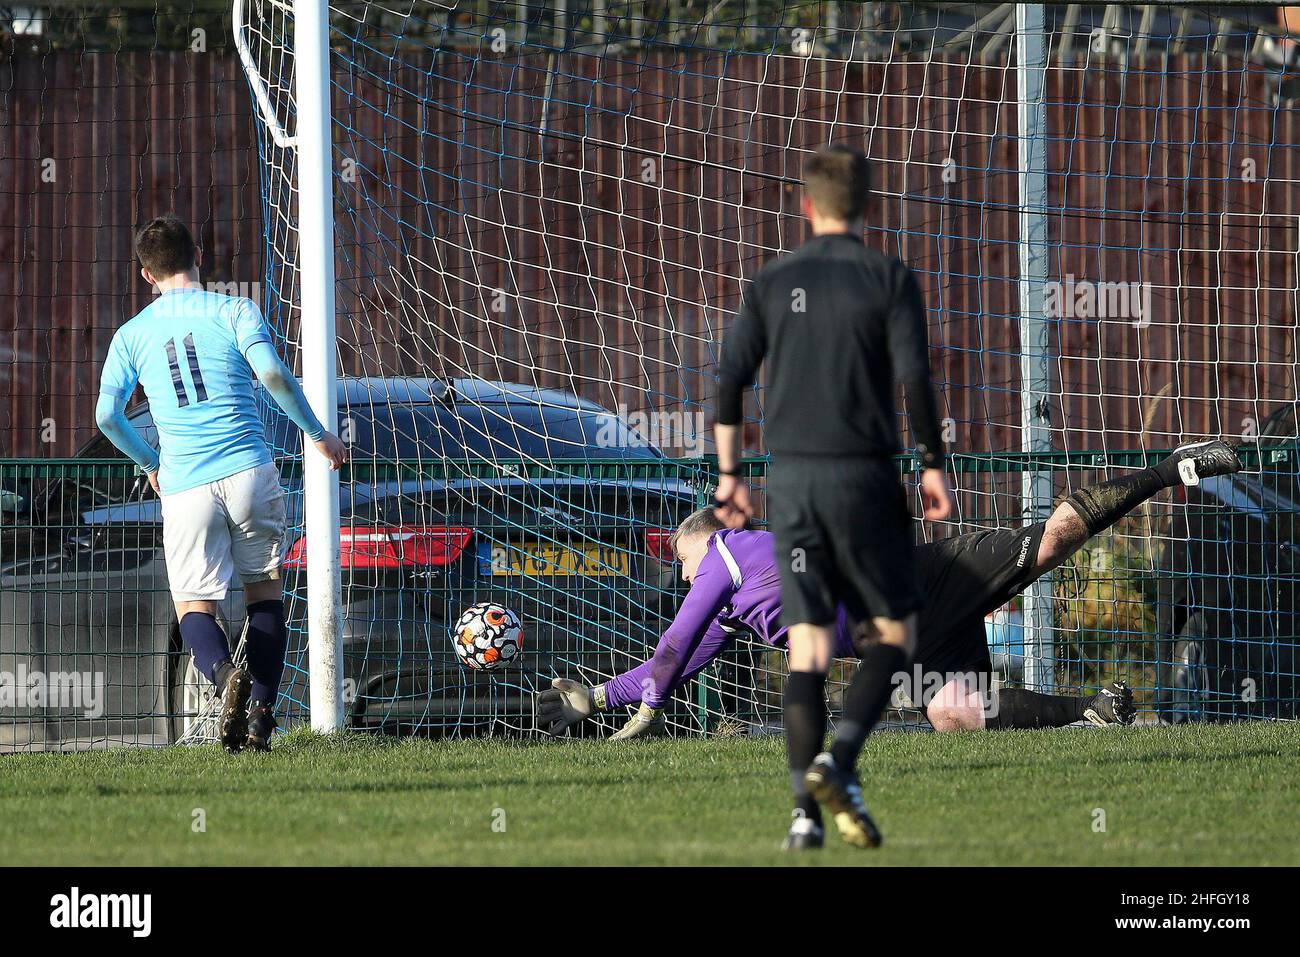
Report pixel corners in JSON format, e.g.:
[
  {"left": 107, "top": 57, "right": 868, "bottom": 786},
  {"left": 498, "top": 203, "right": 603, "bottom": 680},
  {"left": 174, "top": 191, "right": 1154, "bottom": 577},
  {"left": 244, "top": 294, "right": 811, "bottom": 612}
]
[{"left": 235, "top": 1, "right": 1300, "bottom": 735}]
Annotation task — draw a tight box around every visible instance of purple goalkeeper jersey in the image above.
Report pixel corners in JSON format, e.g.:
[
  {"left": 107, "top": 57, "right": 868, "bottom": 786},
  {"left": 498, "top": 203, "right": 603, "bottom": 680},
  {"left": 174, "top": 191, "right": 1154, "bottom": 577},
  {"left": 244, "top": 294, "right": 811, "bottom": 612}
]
[{"left": 604, "top": 528, "right": 855, "bottom": 709}]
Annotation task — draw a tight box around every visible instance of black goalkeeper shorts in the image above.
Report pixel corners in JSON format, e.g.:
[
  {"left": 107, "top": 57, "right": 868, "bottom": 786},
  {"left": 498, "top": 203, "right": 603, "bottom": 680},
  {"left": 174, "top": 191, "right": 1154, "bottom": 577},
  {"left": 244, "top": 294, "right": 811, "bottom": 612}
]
[
  {"left": 766, "top": 455, "right": 919, "bottom": 628},
  {"left": 913, "top": 521, "right": 1049, "bottom": 677}
]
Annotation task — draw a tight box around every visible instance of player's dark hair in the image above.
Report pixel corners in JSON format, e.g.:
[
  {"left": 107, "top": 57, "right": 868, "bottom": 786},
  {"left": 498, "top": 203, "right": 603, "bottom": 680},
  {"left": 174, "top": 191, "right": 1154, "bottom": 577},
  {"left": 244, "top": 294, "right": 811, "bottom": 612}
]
[
  {"left": 669, "top": 507, "right": 726, "bottom": 553},
  {"left": 803, "top": 144, "right": 870, "bottom": 222},
  {"left": 134, "top": 214, "right": 198, "bottom": 278}
]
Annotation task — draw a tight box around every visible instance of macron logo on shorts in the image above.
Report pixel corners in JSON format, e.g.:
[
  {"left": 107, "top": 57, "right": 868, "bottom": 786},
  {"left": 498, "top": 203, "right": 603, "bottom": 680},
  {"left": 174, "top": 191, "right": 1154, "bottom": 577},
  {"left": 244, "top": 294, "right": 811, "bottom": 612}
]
[{"left": 1015, "top": 535, "right": 1033, "bottom": 569}]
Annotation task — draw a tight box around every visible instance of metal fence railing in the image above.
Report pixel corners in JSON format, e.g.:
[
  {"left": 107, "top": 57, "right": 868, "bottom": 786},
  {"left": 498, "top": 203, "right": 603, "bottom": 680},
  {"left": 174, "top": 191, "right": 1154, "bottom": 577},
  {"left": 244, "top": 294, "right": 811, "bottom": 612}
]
[{"left": 2, "top": 448, "right": 1296, "bottom": 751}]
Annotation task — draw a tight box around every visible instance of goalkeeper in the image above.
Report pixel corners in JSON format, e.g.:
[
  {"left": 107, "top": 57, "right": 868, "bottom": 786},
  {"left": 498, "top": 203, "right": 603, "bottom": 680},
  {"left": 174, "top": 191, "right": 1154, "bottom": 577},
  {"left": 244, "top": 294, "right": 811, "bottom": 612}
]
[{"left": 538, "top": 440, "right": 1242, "bottom": 845}]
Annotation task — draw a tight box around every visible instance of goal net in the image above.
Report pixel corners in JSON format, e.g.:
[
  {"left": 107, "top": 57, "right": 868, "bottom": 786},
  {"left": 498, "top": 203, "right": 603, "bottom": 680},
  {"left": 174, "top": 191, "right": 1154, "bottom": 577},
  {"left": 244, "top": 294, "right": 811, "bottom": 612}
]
[{"left": 234, "top": 1, "right": 1300, "bottom": 736}]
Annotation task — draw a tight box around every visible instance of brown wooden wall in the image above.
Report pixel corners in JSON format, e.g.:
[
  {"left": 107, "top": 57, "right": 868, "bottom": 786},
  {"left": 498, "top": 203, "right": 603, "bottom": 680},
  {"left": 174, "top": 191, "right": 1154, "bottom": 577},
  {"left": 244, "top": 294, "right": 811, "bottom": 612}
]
[
  {"left": 3, "top": 48, "right": 1298, "bottom": 458},
  {"left": 0, "top": 51, "right": 262, "bottom": 457}
]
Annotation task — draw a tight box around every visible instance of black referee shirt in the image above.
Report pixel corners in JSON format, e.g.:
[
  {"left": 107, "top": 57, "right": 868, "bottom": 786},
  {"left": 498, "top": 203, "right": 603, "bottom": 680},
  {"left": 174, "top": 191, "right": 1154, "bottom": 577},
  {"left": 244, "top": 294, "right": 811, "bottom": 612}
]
[{"left": 715, "top": 232, "right": 944, "bottom": 467}]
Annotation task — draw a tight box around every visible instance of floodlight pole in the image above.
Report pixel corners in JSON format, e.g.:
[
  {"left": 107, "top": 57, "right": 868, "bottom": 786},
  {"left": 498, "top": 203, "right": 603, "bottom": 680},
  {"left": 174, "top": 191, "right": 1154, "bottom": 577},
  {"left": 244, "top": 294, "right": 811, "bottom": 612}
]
[
  {"left": 294, "top": 0, "right": 344, "bottom": 731},
  {"left": 1016, "top": 3, "right": 1056, "bottom": 693}
]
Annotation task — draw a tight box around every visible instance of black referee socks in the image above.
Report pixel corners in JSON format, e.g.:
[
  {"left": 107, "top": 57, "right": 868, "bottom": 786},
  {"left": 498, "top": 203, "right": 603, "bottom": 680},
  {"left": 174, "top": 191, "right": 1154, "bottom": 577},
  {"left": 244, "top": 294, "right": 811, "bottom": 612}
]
[
  {"left": 984, "top": 687, "right": 1085, "bottom": 729},
  {"left": 784, "top": 671, "right": 827, "bottom": 825},
  {"left": 1064, "top": 464, "right": 1172, "bottom": 537},
  {"left": 830, "top": 642, "right": 908, "bottom": 770}
]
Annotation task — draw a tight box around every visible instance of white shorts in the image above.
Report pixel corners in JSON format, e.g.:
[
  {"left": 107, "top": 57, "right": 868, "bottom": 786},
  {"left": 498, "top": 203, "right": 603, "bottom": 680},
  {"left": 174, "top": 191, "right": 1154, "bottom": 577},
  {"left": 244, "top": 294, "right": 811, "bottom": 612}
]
[{"left": 160, "top": 462, "right": 287, "bottom": 602}]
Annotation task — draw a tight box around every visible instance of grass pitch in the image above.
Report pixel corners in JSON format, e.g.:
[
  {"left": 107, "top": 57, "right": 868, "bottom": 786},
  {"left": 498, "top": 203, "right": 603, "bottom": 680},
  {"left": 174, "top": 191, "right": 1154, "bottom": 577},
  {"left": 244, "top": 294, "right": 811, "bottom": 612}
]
[{"left": 3, "top": 722, "right": 1298, "bottom": 866}]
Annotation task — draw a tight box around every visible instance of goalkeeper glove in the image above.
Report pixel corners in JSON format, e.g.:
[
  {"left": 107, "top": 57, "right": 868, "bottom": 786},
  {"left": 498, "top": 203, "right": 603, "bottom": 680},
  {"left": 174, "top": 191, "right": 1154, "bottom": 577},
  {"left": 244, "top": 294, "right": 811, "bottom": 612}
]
[
  {"left": 537, "top": 678, "right": 600, "bottom": 737},
  {"left": 609, "top": 703, "right": 666, "bottom": 741}
]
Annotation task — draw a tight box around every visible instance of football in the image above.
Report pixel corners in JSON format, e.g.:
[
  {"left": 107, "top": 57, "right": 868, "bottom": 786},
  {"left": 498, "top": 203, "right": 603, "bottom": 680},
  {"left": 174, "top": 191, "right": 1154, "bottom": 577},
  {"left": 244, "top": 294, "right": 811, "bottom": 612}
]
[{"left": 451, "top": 602, "right": 523, "bottom": 671}]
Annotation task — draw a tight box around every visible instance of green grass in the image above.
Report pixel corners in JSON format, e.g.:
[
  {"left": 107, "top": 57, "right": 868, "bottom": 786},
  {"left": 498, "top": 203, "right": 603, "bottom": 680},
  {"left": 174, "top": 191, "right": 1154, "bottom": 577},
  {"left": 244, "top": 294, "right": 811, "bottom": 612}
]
[{"left": 3, "top": 723, "right": 1299, "bottom": 865}]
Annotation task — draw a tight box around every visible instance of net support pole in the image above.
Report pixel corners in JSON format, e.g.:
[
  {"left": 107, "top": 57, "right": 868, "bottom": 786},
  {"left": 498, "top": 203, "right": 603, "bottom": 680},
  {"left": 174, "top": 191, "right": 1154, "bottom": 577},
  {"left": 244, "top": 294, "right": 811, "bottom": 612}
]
[
  {"left": 294, "top": 0, "right": 344, "bottom": 731},
  {"left": 1016, "top": 3, "right": 1055, "bottom": 693}
]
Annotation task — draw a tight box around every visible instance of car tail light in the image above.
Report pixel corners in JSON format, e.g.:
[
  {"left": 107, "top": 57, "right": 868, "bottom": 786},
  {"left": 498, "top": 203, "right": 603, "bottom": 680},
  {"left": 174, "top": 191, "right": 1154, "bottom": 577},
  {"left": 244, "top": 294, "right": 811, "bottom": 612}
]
[
  {"left": 285, "top": 526, "right": 474, "bottom": 569},
  {"left": 645, "top": 527, "right": 675, "bottom": 562}
]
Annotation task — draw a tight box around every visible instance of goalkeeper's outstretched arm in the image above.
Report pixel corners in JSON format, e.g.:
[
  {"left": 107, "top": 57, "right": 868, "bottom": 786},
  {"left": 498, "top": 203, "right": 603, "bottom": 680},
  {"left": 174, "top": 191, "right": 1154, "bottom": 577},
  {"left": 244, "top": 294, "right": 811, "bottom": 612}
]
[
  {"left": 538, "top": 555, "right": 738, "bottom": 737},
  {"left": 537, "top": 623, "right": 735, "bottom": 738}
]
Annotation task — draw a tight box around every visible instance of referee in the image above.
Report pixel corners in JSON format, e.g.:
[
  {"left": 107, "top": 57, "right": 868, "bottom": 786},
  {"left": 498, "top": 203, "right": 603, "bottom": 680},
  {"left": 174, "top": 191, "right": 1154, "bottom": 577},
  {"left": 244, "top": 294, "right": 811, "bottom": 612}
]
[{"left": 712, "top": 144, "right": 954, "bottom": 850}]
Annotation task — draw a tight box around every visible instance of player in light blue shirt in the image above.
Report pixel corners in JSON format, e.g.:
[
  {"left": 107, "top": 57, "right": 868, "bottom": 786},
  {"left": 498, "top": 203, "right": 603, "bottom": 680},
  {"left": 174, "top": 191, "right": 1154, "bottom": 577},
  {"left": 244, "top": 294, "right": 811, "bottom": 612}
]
[
  {"left": 97, "top": 215, "right": 348, "bottom": 752},
  {"left": 99, "top": 285, "right": 296, "bottom": 494}
]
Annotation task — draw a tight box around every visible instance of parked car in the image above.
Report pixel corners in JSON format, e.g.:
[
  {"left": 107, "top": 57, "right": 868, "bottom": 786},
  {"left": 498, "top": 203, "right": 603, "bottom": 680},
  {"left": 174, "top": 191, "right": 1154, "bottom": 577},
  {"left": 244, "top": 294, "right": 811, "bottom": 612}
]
[
  {"left": 1156, "top": 407, "right": 1300, "bottom": 720},
  {"left": 0, "top": 378, "right": 697, "bottom": 750}
]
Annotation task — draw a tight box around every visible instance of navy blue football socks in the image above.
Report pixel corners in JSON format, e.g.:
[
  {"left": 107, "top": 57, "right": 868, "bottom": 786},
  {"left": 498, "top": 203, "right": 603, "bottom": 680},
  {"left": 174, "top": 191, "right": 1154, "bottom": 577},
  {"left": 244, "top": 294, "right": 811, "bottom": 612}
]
[
  {"left": 179, "top": 612, "right": 233, "bottom": 688},
  {"left": 245, "top": 599, "right": 289, "bottom": 707}
]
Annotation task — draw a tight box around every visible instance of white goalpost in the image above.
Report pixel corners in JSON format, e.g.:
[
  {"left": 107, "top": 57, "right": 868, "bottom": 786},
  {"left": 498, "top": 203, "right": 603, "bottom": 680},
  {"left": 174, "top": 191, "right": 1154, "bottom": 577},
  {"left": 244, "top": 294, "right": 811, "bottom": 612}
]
[
  {"left": 292, "top": 0, "right": 346, "bottom": 733},
  {"left": 234, "top": 0, "right": 344, "bottom": 732},
  {"left": 1016, "top": 2, "right": 1054, "bottom": 693}
]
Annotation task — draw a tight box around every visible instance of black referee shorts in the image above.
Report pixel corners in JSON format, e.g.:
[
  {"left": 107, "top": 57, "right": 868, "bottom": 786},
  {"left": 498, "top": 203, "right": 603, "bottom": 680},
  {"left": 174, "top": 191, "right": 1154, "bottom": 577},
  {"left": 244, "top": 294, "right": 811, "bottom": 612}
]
[{"left": 767, "top": 455, "right": 919, "bottom": 628}]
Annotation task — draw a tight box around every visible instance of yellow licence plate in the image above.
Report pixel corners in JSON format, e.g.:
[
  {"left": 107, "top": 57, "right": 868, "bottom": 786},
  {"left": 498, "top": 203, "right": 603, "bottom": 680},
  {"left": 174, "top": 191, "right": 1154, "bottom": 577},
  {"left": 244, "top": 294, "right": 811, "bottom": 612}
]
[{"left": 485, "top": 542, "right": 631, "bottom": 577}]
